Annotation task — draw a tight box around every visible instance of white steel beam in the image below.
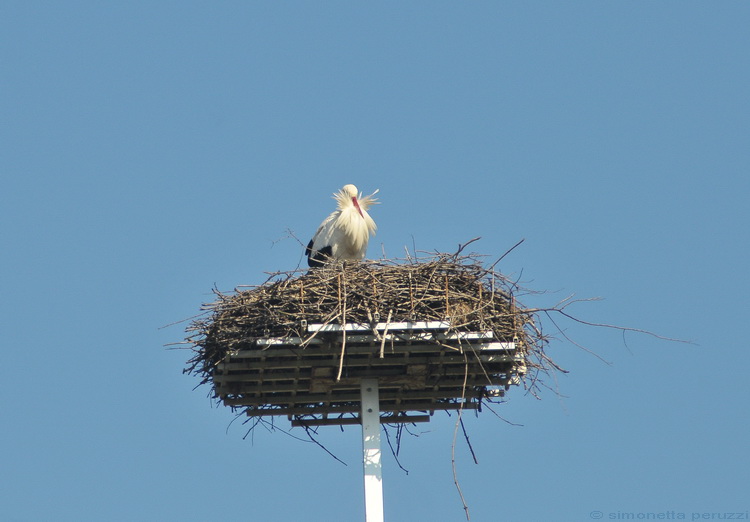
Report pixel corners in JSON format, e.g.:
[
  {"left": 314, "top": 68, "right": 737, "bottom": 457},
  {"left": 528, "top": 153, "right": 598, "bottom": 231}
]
[{"left": 360, "top": 378, "right": 384, "bottom": 522}]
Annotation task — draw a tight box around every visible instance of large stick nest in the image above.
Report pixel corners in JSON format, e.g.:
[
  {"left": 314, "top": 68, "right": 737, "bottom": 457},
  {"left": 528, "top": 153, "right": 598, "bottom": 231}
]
[{"left": 184, "top": 252, "right": 558, "bottom": 395}]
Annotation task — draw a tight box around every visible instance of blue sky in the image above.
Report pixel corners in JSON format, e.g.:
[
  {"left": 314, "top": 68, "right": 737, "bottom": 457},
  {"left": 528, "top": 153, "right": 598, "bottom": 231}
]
[{"left": 2, "top": 3, "right": 749, "bottom": 521}]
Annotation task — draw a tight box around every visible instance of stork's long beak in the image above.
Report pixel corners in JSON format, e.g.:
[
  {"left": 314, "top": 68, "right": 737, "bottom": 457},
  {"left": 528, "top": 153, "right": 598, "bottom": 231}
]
[{"left": 352, "top": 197, "right": 364, "bottom": 217}]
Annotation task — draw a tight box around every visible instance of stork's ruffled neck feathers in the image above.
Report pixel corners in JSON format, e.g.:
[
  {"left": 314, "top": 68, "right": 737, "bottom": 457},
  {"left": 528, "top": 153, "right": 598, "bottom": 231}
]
[{"left": 334, "top": 184, "right": 379, "bottom": 212}]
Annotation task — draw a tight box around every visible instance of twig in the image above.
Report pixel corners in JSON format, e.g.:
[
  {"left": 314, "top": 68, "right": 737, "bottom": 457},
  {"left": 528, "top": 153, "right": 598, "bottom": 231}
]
[
  {"left": 452, "top": 352, "right": 471, "bottom": 521},
  {"left": 336, "top": 272, "right": 347, "bottom": 381},
  {"left": 553, "top": 309, "right": 693, "bottom": 344},
  {"left": 488, "top": 238, "right": 525, "bottom": 271},
  {"left": 380, "top": 309, "right": 392, "bottom": 358},
  {"left": 481, "top": 401, "right": 524, "bottom": 427},
  {"left": 298, "top": 421, "right": 348, "bottom": 466},
  {"left": 460, "top": 417, "right": 478, "bottom": 465},
  {"left": 382, "top": 425, "right": 410, "bottom": 474},
  {"left": 454, "top": 237, "right": 482, "bottom": 258}
]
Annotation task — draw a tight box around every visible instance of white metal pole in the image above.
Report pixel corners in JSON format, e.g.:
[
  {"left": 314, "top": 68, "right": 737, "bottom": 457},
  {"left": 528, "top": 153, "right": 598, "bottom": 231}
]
[{"left": 360, "top": 378, "right": 384, "bottom": 522}]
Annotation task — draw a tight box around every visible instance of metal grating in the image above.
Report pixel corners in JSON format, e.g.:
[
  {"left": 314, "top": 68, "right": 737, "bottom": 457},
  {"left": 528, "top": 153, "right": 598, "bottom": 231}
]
[{"left": 212, "top": 322, "right": 526, "bottom": 425}]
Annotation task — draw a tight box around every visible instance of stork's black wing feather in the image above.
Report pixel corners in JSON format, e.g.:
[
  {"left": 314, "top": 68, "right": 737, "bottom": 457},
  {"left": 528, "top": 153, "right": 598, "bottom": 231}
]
[{"left": 306, "top": 239, "right": 332, "bottom": 268}]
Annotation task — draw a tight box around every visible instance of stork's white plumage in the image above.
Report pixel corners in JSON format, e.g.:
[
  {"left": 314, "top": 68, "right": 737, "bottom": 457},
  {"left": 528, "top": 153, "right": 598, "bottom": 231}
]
[{"left": 306, "top": 184, "right": 378, "bottom": 267}]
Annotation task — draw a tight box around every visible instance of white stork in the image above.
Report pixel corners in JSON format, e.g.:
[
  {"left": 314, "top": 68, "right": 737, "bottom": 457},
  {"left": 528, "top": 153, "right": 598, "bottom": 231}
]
[{"left": 306, "top": 184, "right": 378, "bottom": 268}]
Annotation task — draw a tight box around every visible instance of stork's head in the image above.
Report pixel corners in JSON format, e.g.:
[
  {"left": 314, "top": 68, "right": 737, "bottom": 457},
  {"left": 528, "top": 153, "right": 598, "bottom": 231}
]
[
  {"left": 335, "top": 184, "right": 363, "bottom": 217},
  {"left": 334, "top": 184, "right": 379, "bottom": 216},
  {"left": 342, "top": 184, "right": 358, "bottom": 199}
]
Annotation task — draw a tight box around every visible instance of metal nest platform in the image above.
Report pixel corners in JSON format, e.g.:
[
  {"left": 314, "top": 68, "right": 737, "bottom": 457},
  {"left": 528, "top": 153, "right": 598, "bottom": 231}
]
[{"left": 213, "top": 320, "right": 525, "bottom": 427}]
